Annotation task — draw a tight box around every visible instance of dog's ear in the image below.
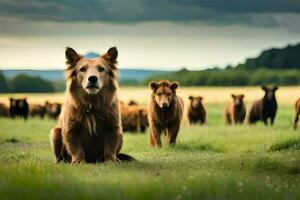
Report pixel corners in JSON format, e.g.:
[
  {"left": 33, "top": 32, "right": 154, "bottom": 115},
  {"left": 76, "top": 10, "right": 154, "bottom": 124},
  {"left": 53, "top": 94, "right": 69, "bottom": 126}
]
[
  {"left": 198, "top": 96, "right": 203, "bottom": 101},
  {"left": 170, "top": 81, "right": 179, "bottom": 91},
  {"left": 261, "top": 86, "right": 267, "bottom": 91},
  {"left": 273, "top": 86, "right": 278, "bottom": 91},
  {"left": 189, "top": 96, "right": 193, "bottom": 100},
  {"left": 65, "top": 47, "right": 80, "bottom": 65},
  {"left": 102, "top": 47, "right": 118, "bottom": 65},
  {"left": 241, "top": 94, "right": 245, "bottom": 98},
  {"left": 231, "top": 94, "right": 236, "bottom": 99},
  {"left": 149, "top": 81, "right": 158, "bottom": 91}
]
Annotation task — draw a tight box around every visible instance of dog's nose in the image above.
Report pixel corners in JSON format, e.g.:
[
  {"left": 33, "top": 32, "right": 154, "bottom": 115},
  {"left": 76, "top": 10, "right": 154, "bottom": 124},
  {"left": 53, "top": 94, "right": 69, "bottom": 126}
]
[
  {"left": 162, "top": 103, "right": 168, "bottom": 108},
  {"left": 88, "top": 76, "right": 98, "bottom": 83}
]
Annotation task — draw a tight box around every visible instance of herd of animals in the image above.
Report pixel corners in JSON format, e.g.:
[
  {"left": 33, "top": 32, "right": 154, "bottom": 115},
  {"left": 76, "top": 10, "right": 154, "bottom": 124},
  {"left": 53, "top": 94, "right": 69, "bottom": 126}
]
[
  {"left": 1, "top": 46, "right": 300, "bottom": 163},
  {"left": 0, "top": 99, "right": 61, "bottom": 120},
  {"left": 1, "top": 86, "right": 300, "bottom": 133}
]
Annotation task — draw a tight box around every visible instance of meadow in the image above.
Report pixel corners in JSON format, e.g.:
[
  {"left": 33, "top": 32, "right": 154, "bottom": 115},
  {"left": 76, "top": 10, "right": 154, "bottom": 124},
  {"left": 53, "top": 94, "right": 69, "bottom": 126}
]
[{"left": 0, "top": 87, "right": 299, "bottom": 200}]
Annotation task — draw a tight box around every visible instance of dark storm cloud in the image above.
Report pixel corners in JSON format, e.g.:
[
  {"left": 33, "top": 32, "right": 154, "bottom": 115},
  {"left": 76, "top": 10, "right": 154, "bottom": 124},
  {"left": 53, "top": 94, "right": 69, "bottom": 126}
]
[{"left": 0, "top": 0, "right": 300, "bottom": 22}]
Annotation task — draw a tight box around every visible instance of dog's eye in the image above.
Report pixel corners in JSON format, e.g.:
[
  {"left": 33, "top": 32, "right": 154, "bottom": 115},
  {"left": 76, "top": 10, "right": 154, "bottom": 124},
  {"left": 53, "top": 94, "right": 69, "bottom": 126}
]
[
  {"left": 157, "top": 92, "right": 162, "bottom": 96},
  {"left": 97, "top": 66, "right": 105, "bottom": 72},
  {"left": 80, "top": 67, "right": 86, "bottom": 72}
]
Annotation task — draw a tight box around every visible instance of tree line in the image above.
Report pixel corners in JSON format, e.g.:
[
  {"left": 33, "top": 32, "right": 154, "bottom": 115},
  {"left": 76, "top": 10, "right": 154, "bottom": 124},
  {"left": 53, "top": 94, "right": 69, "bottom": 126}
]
[
  {"left": 144, "top": 68, "right": 300, "bottom": 86},
  {"left": 0, "top": 71, "right": 55, "bottom": 93},
  {"left": 1, "top": 67, "right": 300, "bottom": 94}
]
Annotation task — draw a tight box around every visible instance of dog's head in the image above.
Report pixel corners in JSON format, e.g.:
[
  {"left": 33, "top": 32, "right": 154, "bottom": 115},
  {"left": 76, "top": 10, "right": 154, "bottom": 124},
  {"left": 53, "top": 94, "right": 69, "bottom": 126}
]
[
  {"left": 231, "top": 94, "right": 244, "bottom": 106},
  {"left": 149, "top": 80, "right": 179, "bottom": 109},
  {"left": 65, "top": 47, "right": 118, "bottom": 95},
  {"left": 189, "top": 96, "right": 203, "bottom": 108},
  {"left": 262, "top": 86, "right": 278, "bottom": 100}
]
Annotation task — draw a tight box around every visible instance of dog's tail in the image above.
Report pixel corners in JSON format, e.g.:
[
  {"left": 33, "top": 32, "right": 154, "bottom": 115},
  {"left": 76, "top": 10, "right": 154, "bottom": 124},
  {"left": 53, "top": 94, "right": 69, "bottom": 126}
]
[{"left": 117, "top": 153, "right": 135, "bottom": 161}]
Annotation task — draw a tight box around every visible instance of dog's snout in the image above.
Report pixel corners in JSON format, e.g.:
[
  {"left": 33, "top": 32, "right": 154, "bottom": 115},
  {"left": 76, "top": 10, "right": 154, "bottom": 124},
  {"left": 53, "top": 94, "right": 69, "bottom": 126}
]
[
  {"left": 88, "top": 76, "right": 98, "bottom": 83},
  {"left": 162, "top": 103, "right": 168, "bottom": 108}
]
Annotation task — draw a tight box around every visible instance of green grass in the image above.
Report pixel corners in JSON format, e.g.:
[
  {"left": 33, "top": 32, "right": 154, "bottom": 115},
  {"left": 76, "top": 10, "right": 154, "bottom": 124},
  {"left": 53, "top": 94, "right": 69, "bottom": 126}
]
[{"left": 0, "top": 103, "right": 299, "bottom": 200}]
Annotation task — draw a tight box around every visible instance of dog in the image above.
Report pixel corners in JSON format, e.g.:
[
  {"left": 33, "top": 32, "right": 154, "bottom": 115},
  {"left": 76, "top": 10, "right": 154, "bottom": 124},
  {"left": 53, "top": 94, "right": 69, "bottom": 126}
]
[
  {"left": 9, "top": 98, "right": 29, "bottom": 120},
  {"left": 188, "top": 96, "right": 206, "bottom": 125},
  {"left": 225, "top": 94, "right": 246, "bottom": 124},
  {"left": 148, "top": 80, "right": 184, "bottom": 147},
  {"left": 50, "top": 47, "right": 134, "bottom": 163},
  {"left": 249, "top": 86, "right": 278, "bottom": 125}
]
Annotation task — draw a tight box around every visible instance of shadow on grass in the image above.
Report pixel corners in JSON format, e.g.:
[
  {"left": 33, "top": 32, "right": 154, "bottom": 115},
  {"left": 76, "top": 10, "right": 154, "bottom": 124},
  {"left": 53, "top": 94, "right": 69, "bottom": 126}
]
[
  {"left": 268, "top": 138, "right": 300, "bottom": 152},
  {"left": 254, "top": 157, "right": 300, "bottom": 175},
  {"left": 3, "top": 138, "right": 20, "bottom": 144},
  {"left": 173, "top": 143, "right": 223, "bottom": 153}
]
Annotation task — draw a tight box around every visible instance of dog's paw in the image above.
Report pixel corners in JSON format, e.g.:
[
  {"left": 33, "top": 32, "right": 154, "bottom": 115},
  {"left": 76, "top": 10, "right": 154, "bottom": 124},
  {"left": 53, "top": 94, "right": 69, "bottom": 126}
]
[{"left": 71, "top": 159, "right": 86, "bottom": 164}]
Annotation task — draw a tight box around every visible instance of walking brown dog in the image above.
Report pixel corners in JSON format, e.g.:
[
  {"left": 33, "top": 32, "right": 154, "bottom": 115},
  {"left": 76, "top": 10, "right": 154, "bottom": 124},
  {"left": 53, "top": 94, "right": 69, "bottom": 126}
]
[{"left": 148, "top": 80, "right": 184, "bottom": 147}]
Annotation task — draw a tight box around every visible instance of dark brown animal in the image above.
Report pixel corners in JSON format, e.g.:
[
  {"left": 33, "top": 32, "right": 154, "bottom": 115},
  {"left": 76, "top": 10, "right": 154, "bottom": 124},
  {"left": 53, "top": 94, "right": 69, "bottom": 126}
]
[
  {"left": 29, "top": 104, "right": 46, "bottom": 119},
  {"left": 45, "top": 101, "right": 61, "bottom": 119},
  {"left": 120, "top": 102, "right": 148, "bottom": 133},
  {"left": 9, "top": 98, "right": 29, "bottom": 120},
  {"left": 188, "top": 96, "right": 206, "bottom": 125},
  {"left": 248, "top": 86, "right": 278, "bottom": 125},
  {"left": 225, "top": 94, "right": 246, "bottom": 124},
  {"left": 293, "top": 98, "right": 300, "bottom": 130},
  {"left": 148, "top": 80, "right": 184, "bottom": 147},
  {"left": 0, "top": 103, "right": 10, "bottom": 117},
  {"left": 50, "top": 47, "right": 133, "bottom": 164}
]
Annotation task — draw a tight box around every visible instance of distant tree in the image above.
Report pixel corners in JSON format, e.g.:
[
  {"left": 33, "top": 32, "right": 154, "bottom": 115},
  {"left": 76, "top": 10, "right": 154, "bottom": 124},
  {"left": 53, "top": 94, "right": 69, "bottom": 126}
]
[
  {"left": 0, "top": 71, "right": 9, "bottom": 93},
  {"left": 11, "top": 74, "right": 54, "bottom": 93}
]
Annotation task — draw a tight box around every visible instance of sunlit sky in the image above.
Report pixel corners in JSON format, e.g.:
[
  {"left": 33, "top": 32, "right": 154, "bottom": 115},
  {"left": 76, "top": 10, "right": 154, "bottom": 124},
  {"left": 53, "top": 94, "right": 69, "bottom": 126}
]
[{"left": 1, "top": 0, "right": 300, "bottom": 70}]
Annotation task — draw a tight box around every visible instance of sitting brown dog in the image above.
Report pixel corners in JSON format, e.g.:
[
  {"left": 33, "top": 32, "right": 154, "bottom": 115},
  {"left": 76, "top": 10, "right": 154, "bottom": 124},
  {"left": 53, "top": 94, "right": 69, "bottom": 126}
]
[
  {"left": 225, "top": 94, "right": 246, "bottom": 124},
  {"left": 50, "top": 47, "right": 133, "bottom": 163},
  {"left": 188, "top": 96, "right": 206, "bottom": 125},
  {"left": 148, "top": 80, "right": 184, "bottom": 147}
]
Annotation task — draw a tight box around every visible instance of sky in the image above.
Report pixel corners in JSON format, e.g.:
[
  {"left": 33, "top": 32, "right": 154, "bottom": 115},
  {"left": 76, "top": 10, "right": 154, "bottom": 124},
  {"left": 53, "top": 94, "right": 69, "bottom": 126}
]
[{"left": 0, "top": 0, "right": 300, "bottom": 70}]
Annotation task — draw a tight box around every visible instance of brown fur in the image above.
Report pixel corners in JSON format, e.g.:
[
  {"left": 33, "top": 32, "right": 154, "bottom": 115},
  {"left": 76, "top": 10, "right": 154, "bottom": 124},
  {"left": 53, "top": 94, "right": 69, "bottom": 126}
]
[
  {"left": 293, "top": 98, "right": 300, "bottom": 130},
  {"left": 248, "top": 86, "right": 278, "bottom": 125},
  {"left": 0, "top": 103, "right": 10, "bottom": 117},
  {"left": 188, "top": 96, "right": 206, "bottom": 125},
  {"left": 225, "top": 94, "right": 246, "bottom": 124},
  {"left": 45, "top": 101, "right": 61, "bottom": 120},
  {"left": 148, "top": 80, "right": 184, "bottom": 147},
  {"left": 120, "top": 102, "right": 148, "bottom": 133},
  {"left": 50, "top": 47, "right": 133, "bottom": 164},
  {"left": 29, "top": 104, "right": 46, "bottom": 119}
]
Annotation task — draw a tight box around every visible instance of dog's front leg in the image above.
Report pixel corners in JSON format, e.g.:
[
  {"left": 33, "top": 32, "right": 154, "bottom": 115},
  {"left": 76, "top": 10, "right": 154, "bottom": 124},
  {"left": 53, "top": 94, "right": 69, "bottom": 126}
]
[
  {"left": 103, "top": 133, "right": 120, "bottom": 162},
  {"left": 63, "top": 132, "right": 85, "bottom": 164}
]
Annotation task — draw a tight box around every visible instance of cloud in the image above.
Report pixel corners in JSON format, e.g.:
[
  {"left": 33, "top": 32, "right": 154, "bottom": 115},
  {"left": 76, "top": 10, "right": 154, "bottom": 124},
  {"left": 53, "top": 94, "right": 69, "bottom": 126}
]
[{"left": 1, "top": 0, "right": 300, "bottom": 23}]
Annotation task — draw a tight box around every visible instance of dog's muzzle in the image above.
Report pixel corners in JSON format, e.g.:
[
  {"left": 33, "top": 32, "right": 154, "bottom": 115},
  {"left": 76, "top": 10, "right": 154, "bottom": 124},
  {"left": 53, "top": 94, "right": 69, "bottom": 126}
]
[{"left": 86, "top": 76, "right": 99, "bottom": 89}]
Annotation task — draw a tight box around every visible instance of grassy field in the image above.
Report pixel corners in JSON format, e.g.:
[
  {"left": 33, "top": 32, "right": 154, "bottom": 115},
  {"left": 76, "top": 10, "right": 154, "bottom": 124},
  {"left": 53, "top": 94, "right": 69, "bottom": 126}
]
[{"left": 0, "top": 87, "right": 300, "bottom": 199}]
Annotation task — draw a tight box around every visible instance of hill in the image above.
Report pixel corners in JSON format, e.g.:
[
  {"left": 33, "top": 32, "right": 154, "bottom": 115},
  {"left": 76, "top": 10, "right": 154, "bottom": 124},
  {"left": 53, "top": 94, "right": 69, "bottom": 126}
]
[
  {"left": 145, "top": 43, "right": 300, "bottom": 86},
  {"left": 237, "top": 43, "right": 300, "bottom": 69}
]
